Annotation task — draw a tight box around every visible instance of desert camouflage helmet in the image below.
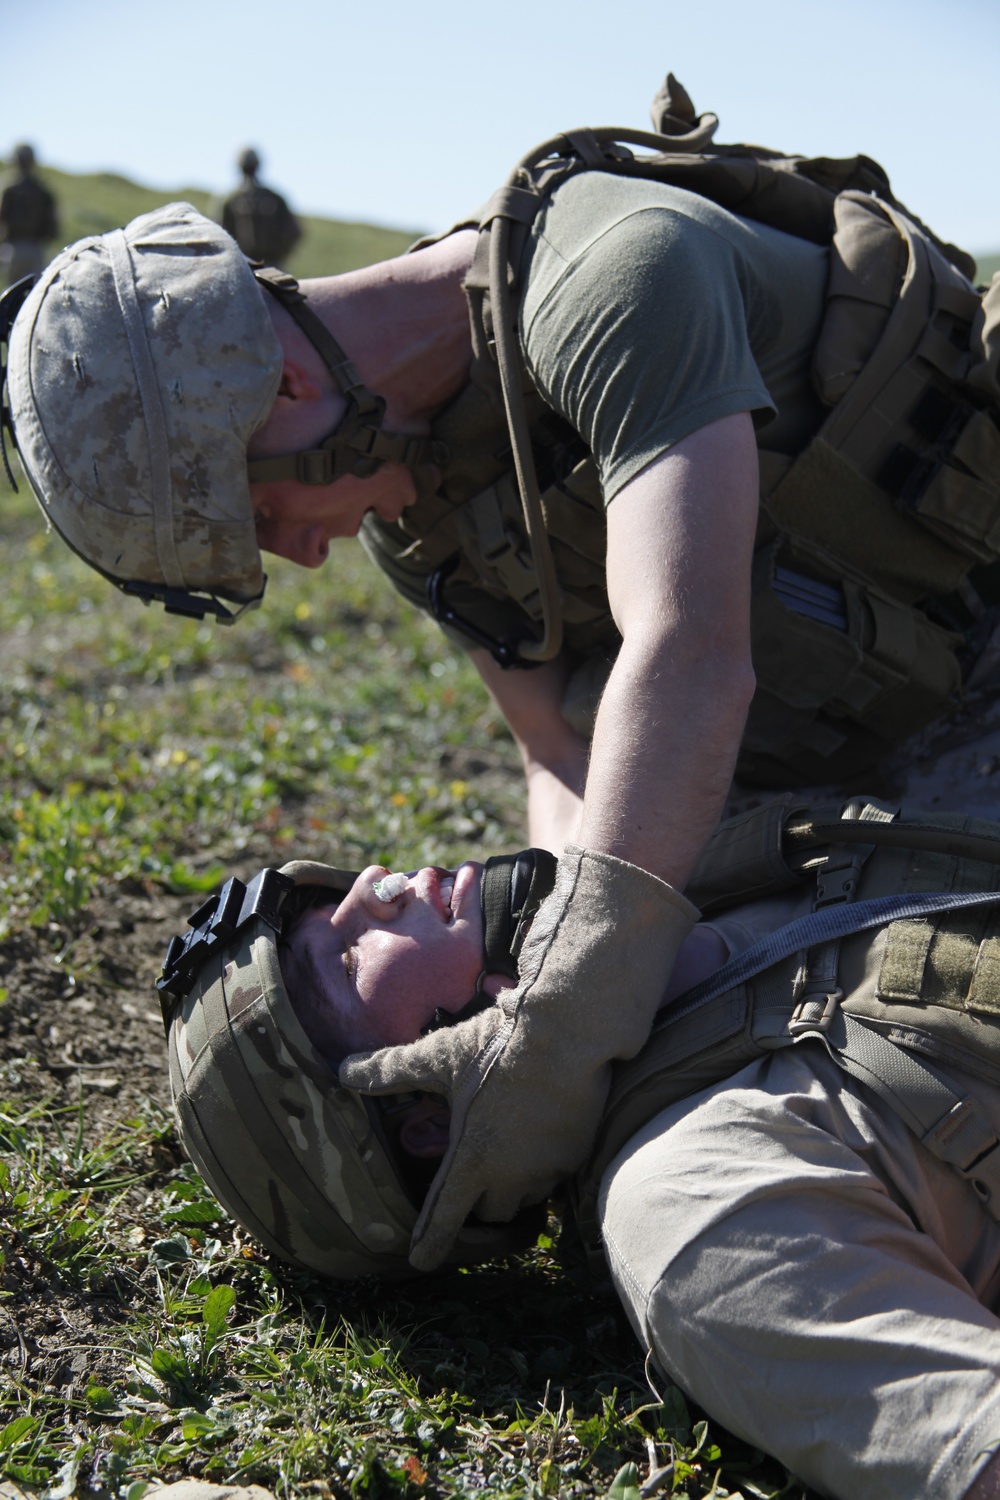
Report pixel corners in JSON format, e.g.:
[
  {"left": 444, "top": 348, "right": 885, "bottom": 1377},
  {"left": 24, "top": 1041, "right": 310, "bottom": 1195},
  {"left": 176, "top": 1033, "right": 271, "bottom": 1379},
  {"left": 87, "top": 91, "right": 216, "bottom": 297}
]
[
  {"left": 161, "top": 858, "right": 543, "bottom": 1280},
  {"left": 0, "top": 204, "right": 445, "bottom": 623},
  {"left": 2, "top": 203, "right": 283, "bottom": 621}
]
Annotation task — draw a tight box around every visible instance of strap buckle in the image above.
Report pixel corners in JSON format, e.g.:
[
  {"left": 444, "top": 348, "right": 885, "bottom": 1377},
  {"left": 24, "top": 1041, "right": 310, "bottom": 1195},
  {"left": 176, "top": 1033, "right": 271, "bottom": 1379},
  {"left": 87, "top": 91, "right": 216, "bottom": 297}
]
[
  {"left": 788, "top": 988, "right": 843, "bottom": 1037},
  {"left": 426, "top": 552, "right": 542, "bottom": 670},
  {"left": 156, "top": 867, "right": 294, "bottom": 1033}
]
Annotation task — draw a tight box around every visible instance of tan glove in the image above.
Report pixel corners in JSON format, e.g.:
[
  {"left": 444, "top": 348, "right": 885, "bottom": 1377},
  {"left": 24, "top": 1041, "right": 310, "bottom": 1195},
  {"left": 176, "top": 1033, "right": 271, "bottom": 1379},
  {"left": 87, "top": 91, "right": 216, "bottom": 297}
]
[{"left": 339, "top": 844, "right": 698, "bottom": 1271}]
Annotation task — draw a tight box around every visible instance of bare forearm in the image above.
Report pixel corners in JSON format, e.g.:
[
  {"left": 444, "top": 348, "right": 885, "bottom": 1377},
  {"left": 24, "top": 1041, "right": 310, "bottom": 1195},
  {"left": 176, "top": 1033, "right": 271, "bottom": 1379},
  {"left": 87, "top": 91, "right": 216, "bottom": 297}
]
[
  {"left": 579, "top": 412, "right": 759, "bottom": 887},
  {"left": 578, "top": 635, "right": 754, "bottom": 887},
  {"left": 472, "top": 647, "right": 588, "bottom": 853},
  {"left": 524, "top": 756, "right": 586, "bottom": 853}
]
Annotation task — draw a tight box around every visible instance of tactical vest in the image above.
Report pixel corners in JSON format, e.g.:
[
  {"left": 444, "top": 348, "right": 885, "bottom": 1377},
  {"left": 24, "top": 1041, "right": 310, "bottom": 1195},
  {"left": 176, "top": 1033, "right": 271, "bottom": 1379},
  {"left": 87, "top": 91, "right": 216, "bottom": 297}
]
[
  {"left": 360, "top": 78, "right": 1000, "bottom": 785},
  {"left": 571, "top": 797, "right": 1000, "bottom": 1257}
]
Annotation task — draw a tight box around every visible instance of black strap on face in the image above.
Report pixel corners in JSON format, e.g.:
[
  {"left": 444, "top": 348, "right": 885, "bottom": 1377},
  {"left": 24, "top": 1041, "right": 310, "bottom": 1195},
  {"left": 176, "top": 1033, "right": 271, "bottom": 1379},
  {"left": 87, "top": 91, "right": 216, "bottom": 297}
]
[
  {"left": 0, "top": 274, "right": 37, "bottom": 492},
  {"left": 156, "top": 867, "right": 295, "bottom": 1034},
  {"left": 249, "top": 265, "right": 448, "bottom": 488},
  {"left": 420, "top": 848, "right": 557, "bottom": 1036},
  {"left": 481, "top": 848, "right": 558, "bottom": 979}
]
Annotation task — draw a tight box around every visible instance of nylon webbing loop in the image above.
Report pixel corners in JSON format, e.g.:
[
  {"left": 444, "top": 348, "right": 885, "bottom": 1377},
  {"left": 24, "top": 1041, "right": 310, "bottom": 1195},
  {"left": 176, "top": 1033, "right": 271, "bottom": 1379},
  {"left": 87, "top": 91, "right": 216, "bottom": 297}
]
[
  {"left": 479, "top": 185, "right": 543, "bottom": 228},
  {"left": 481, "top": 855, "right": 522, "bottom": 980},
  {"left": 486, "top": 213, "right": 563, "bottom": 662},
  {"left": 658, "top": 884, "right": 1000, "bottom": 1217}
]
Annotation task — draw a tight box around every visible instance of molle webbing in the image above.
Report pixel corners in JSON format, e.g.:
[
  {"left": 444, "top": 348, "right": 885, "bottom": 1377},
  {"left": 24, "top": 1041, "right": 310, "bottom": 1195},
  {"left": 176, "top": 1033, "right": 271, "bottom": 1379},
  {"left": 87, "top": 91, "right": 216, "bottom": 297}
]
[
  {"left": 469, "top": 126, "right": 989, "bottom": 693},
  {"left": 686, "top": 798, "right": 1000, "bottom": 917},
  {"left": 370, "top": 102, "right": 995, "bottom": 779}
]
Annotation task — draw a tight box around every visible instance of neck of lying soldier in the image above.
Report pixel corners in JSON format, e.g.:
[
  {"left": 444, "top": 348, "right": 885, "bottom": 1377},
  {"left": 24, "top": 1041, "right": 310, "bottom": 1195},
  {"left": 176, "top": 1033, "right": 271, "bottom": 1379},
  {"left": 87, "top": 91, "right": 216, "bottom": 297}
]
[{"left": 300, "top": 229, "right": 479, "bottom": 431}]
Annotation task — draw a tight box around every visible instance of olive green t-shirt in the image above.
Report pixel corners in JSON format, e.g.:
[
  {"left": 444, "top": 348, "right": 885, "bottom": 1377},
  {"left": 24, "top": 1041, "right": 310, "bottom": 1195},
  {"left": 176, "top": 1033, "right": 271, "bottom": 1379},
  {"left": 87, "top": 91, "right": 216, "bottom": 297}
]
[{"left": 518, "top": 171, "right": 830, "bottom": 504}]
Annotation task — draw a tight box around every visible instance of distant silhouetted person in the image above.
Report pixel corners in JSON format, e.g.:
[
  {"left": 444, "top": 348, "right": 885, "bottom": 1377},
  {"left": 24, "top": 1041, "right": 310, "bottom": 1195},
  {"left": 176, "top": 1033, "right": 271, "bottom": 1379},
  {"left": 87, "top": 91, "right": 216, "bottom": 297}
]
[
  {"left": 221, "top": 148, "right": 302, "bottom": 266},
  {"left": 0, "top": 143, "right": 59, "bottom": 288}
]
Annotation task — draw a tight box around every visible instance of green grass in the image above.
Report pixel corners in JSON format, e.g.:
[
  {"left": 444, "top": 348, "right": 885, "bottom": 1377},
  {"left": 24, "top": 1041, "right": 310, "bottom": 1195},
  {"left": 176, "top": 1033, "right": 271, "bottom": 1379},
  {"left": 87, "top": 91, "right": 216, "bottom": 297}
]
[
  {"left": 0, "top": 472, "right": 801, "bottom": 1499},
  {"left": 0, "top": 475, "right": 522, "bottom": 941},
  {"left": 1, "top": 1089, "right": 787, "bottom": 1500}
]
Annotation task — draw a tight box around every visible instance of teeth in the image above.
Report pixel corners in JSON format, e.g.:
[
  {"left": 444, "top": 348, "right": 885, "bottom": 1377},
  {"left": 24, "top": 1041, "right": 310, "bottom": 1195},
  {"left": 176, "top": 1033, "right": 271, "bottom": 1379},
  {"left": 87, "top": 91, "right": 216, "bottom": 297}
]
[{"left": 440, "top": 876, "right": 455, "bottom": 915}]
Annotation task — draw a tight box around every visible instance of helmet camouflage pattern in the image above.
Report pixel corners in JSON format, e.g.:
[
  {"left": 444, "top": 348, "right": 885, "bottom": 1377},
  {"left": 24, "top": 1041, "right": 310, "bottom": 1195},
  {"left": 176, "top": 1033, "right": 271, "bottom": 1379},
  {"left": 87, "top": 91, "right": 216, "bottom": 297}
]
[
  {"left": 5, "top": 202, "right": 282, "bottom": 613},
  {"left": 164, "top": 859, "right": 537, "bottom": 1279}
]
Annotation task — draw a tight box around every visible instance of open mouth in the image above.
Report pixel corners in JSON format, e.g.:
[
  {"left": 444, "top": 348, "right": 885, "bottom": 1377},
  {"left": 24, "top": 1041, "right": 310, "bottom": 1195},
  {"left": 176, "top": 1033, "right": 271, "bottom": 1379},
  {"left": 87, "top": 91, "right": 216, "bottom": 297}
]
[{"left": 440, "top": 873, "right": 455, "bottom": 918}]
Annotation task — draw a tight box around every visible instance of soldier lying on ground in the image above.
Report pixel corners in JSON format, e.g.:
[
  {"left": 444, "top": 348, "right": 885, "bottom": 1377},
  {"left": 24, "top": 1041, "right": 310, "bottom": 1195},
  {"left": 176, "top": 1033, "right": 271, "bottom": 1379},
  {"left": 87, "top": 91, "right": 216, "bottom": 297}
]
[{"left": 162, "top": 800, "right": 1000, "bottom": 1500}]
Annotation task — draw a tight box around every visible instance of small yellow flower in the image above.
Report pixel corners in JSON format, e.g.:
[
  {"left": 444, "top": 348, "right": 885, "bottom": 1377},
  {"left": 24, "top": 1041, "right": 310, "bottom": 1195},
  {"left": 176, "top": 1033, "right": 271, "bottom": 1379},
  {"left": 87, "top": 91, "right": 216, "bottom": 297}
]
[
  {"left": 449, "top": 780, "right": 468, "bottom": 800},
  {"left": 390, "top": 792, "right": 408, "bottom": 807},
  {"left": 294, "top": 602, "right": 312, "bottom": 621},
  {"left": 171, "top": 748, "right": 188, "bottom": 765}
]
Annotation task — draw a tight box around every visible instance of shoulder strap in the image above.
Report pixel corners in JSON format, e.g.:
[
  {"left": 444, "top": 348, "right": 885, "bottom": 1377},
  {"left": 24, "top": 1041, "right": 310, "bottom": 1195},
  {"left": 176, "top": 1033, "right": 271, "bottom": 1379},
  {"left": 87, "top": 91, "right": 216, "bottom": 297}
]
[{"left": 660, "top": 887, "right": 1000, "bottom": 1030}]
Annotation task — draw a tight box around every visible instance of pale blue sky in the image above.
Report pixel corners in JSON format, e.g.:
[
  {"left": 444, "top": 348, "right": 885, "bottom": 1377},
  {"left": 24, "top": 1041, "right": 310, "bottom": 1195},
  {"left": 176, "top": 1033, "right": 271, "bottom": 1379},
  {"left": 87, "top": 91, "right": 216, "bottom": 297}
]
[{"left": 5, "top": 0, "right": 998, "bottom": 252}]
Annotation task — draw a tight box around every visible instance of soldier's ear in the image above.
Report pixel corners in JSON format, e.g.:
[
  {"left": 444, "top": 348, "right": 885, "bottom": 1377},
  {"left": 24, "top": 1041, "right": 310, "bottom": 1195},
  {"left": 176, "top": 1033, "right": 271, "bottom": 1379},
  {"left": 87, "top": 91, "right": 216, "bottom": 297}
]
[
  {"left": 398, "top": 1098, "right": 451, "bottom": 1159},
  {"left": 276, "top": 357, "right": 323, "bottom": 403}
]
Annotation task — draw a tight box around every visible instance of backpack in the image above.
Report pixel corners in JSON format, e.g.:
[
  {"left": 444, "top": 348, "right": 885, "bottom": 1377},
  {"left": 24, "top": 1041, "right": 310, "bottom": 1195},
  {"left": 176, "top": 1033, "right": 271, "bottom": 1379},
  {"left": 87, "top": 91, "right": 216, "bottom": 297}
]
[
  {"left": 362, "top": 75, "right": 1000, "bottom": 783},
  {"left": 571, "top": 796, "right": 1000, "bottom": 1256}
]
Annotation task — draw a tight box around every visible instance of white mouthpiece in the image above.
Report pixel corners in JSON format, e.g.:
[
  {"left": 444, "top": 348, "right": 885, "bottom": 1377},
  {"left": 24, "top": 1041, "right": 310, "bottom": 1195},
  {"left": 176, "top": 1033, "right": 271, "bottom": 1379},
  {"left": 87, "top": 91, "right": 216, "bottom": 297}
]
[{"left": 372, "top": 872, "right": 409, "bottom": 902}]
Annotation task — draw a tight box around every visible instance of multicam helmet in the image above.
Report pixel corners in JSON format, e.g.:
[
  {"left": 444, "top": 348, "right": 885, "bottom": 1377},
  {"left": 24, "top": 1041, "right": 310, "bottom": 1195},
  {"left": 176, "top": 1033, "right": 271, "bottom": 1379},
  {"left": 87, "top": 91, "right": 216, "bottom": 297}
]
[{"left": 160, "top": 854, "right": 554, "bottom": 1279}]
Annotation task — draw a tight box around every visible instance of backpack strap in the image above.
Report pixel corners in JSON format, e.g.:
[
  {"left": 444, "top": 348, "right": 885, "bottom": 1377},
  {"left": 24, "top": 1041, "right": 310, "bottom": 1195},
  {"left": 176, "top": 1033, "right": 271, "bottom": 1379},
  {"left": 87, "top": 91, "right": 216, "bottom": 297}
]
[
  {"left": 822, "top": 1011, "right": 1000, "bottom": 1215},
  {"left": 786, "top": 798, "right": 895, "bottom": 1032},
  {"left": 661, "top": 887, "right": 1000, "bottom": 1028},
  {"left": 657, "top": 885, "right": 1000, "bottom": 1219}
]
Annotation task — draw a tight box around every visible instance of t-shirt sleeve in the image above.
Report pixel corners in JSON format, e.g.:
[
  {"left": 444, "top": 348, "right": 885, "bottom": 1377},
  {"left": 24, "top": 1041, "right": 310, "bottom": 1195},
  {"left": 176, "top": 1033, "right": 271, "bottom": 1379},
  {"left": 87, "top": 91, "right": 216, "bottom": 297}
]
[{"left": 519, "top": 203, "right": 777, "bottom": 504}]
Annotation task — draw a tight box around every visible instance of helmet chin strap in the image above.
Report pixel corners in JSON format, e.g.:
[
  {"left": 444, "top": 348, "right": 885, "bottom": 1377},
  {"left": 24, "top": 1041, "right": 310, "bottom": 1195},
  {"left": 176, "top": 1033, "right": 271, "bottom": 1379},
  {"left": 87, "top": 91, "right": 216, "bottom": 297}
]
[
  {"left": 249, "top": 266, "right": 447, "bottom": 493},
  {"left": 421, "top": 849, "right": 558, "bottom": 1035}
]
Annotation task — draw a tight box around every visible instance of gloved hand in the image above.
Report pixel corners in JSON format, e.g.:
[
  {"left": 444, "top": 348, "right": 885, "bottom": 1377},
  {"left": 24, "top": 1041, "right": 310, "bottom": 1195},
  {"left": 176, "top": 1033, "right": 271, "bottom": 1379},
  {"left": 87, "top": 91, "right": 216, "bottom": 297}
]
[{"left": 339, "top": 844, "right": 698, "bottom": 1271}]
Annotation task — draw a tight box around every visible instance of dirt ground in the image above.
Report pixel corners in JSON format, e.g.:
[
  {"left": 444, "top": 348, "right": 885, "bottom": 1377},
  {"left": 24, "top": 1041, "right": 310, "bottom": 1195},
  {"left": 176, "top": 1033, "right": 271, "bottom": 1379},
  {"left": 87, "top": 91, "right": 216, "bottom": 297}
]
[{"left": 0, "top": 883, "right": 198, "bottom": 1402}]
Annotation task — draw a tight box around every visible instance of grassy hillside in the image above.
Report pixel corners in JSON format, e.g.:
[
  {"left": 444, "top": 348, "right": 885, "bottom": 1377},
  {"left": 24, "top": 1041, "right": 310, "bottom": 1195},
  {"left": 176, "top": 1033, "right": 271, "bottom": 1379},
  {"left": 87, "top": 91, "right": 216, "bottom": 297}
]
[{"left": 0, "top": 160, "right": 418, "bottom": 277}]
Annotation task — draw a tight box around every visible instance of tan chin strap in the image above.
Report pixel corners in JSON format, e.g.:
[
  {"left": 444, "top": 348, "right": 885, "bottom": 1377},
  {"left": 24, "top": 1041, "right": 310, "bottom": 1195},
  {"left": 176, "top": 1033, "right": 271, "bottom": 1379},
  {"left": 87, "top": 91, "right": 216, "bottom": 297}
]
[{"left": 248, "top": 265, "right": 446, "bottom": 488}]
